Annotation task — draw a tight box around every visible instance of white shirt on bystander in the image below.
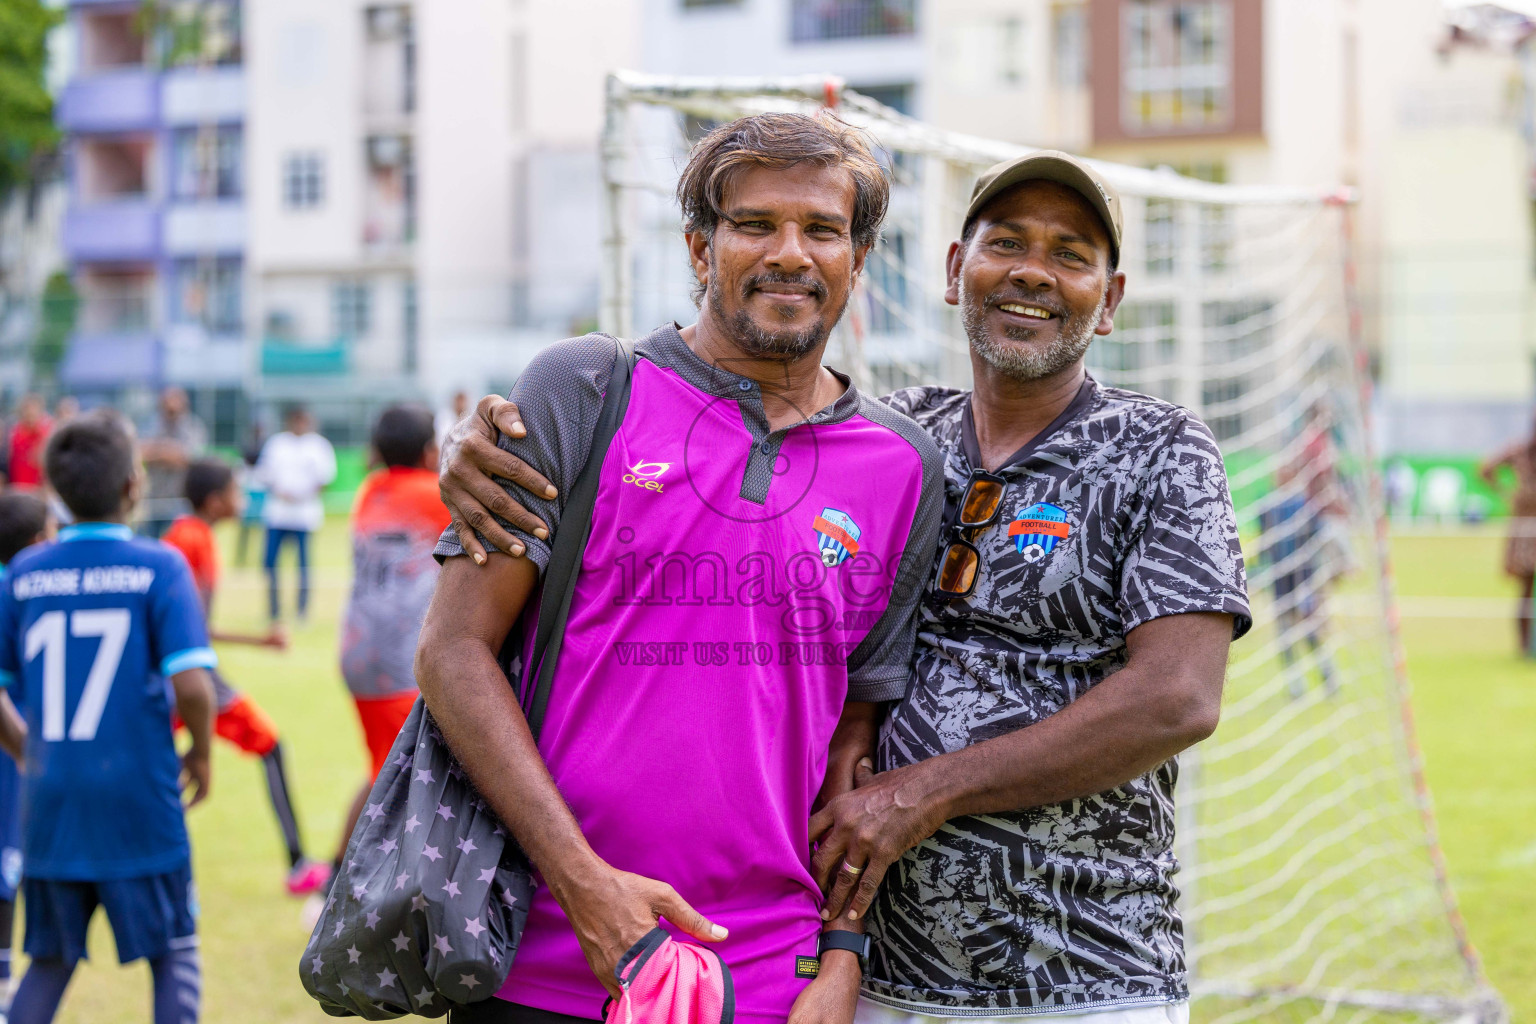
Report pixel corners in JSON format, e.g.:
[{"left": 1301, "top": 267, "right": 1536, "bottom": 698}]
[{"left": 256, "top": 430, "right": 337, "bottom": 532}]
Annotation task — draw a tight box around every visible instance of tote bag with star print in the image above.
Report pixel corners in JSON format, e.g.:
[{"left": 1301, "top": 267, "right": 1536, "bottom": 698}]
[{"left": 300, "top": 341, "right": 635, "bottom": 1018}]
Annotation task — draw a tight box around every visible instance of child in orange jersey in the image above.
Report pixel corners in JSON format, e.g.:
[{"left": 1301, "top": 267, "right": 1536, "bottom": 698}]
[
  {"left": 163, "top": 460, "right": 329, "bottom": 896},
  {"left": 329, "top": 405, "right": 450, "bottom": 878}
]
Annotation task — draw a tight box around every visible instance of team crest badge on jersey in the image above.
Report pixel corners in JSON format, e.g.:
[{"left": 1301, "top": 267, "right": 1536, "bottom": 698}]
[
  {"left": 813, "top": 508, "right": 862, "bottom": 567},
  {"left": 1008, "top": 503, "right": 1071, "bottom": 564}
]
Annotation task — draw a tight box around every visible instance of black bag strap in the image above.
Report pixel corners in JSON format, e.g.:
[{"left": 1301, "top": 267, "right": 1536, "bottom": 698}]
[{"left": 522, "top": 338, "right": 634, "bottom": 738}]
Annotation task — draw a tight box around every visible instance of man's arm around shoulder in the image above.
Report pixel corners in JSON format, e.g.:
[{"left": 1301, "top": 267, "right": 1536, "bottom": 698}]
[
  {"left": 415, "top": 553, "right": 726, "bottom": 997},
  {"left": 811, "top": 610, "right": 1233, "bottom": 920}
]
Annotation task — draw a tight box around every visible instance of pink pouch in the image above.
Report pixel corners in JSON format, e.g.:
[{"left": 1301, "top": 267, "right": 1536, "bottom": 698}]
[{"left": 603, "top": 928, "right": 735, "bottom": 1024}]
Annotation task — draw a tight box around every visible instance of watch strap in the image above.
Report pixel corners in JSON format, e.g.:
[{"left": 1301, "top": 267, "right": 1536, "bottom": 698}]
[{"left": 817, "top": 930, "right": 871, "bottom": 965}]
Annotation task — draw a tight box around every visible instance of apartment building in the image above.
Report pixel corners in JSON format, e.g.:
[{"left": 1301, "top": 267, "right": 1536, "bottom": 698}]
[
  {"left": 51, "top": 0, "right": 635, "bottom": 438},
  {"left": 923, "top": 0, "right": 1092, "bottom": 151},
  {"left": 245, "top": 0, "right": 636, "bottom": 434},
  {"left": 1375, "top": 5, "right": 1536, "bottom": 453},
  {"left": 54, "top": 0, "right": 247, "bottom": 432},
  {"left": 918, "top": 0, "right": 1536, "bottom": 453},
  {"left": 644, "top": 0, "right": 923, "bottom": 113}
]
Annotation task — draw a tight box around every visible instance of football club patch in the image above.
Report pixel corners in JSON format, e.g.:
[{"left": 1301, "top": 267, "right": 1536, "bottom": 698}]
[
  {"left": 1008, "top": 503, "right": 1071, "bottom": 564},
  {"left": 813, "top": 508, "right": 862, "bottom": 567}
]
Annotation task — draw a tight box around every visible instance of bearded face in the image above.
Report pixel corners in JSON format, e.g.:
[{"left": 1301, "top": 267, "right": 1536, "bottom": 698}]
[
  {"left": 945, "top": 181, "right": 1121, "bottom": 384},
  {"left": 706, "top": 255, "right": 853, "bottom": 360},
  {"left": 959, "top": 278, "right": 1108, "bottom": 382}
]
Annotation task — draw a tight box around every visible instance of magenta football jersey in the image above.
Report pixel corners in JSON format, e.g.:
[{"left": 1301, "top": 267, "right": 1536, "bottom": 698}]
[{"left": 437, "top": 326, "right": 943, "bottom": 1020}]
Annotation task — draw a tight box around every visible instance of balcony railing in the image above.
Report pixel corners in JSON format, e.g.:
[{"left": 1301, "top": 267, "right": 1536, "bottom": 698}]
[
  {"left": 80, "top": 289, "right": 153, "bottom": 335},
  {"left": 790, "top": 0, "right": 915, "bottom": 42},
  {"left": 63, "top": 200, "right": 159, "bottom": 262},
  {"left": 60, "top": 331, "right": 159, "bottom": 389},
  {"left": 57, "top": 69, "right": 157, "bottom": 133}
]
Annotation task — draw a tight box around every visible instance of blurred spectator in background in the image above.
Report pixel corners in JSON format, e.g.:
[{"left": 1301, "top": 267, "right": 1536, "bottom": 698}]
[
  {"left": 434, "top": 389, "right": 471, "bottom": 447},
  {"left": 328, "top": 404, "right": 448, "bottom": 890},
  {"left": 139, "top": 387, "right": 209, "bottom": 538},
  {"left": 237, "top": 422, "right": 268, "bottom": 566},
  {"left": 256, "top": 405, "right": 335, "bottom": 623},
  {"left": 1480, "top": 417, "right": 1536, "bottom": 654},
  {"left": 1419, "top": 467, "right": 1466, "bottom": 522},
  {"left": 1385, "top": 459, "right": 1418, "bottom": 521},
  {"left": 52, "top": 396, "right": 78, "bottom": 423},
  {"left": 6, "top": 395, "right": 51, "bottom": 491},
  {"left": 1261, "top": 403, "right": 1342, "bottom": 698},
  {"left": 163, "top": 460, "right": 329, "bottom": 897}
]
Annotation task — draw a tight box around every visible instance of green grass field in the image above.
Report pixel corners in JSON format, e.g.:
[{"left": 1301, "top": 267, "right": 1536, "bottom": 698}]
[{"left": 24, "top": 521, "right": 1536, "bottom": 1022}]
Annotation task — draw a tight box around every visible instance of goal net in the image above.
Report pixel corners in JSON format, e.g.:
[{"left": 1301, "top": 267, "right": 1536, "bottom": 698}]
[{"left": 598, "top": 72, "right": 1506, "bottom": 1024}]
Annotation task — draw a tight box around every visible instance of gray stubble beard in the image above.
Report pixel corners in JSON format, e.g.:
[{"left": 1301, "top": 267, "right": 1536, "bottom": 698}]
[
  {"left": 705, "top": 252, "right": 854, "bottom": 360},
  {"left": 960, "top": 279, "right": 1108, "bottom": 382}
]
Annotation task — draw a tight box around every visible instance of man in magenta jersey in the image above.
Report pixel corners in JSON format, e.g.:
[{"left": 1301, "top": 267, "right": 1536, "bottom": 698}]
[{"left": 416, "top": 113, "right": 943, "bottom": 1024}]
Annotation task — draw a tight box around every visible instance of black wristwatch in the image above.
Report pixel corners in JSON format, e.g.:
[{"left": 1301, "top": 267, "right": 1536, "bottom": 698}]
[{"left": 818, "top": 930, "right": 872, "bottom": 967}]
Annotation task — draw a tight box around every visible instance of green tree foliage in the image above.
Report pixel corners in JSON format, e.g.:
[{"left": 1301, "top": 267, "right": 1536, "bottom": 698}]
[
  {"left": 0, "top": 0, "right": 63, "bottom": 196},
  {"left": 137, "top": 0, "right": 235, "bottom": 70}
]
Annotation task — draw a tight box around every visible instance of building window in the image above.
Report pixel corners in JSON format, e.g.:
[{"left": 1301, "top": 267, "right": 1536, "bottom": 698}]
[
  {"left": 867, "top": 230, "right": 909, "bottom": 333},
  {"left": 333, "top": 281, "right": 371, "bottom": 340},
  {"left": 80, "top": 10, "right": 147, "bottom": 71},
  {"left": 79, "top": 138, "right": 151, "bottom": 201},
  {"left": 1122, "top": 0, "right": 1232, "bottom": 133},
  {"left": 171, "top": 258, "right": 243, "bottom": 334},
  {"left": 855, "top": 83, "right": 912, "bottom": 115},
  {"left": 1144, "top": 197, "right": 1177, "bottom": 276},
  {"left": 156, "top": 0, "right": 243, "bottom": 67},
  {"left": 79, "top": 270, "right": 153, "bottom": 335},
  {"left": 402, "top": 278, "right": 418, "bottom": 373},
  {"left": 364, "top": 6, "right": 415, "bottom": 117},
  {"left": 998, "top": 17, "right": 1025, "bottom": 88},
  {"left": 171, "top": 126, "right": 243, "bottom": 201},
  {"left": 364, "top": 135, "right": 415, "bottom": 247},
  {"left": 944, "top": 19, "right": 1027, "bottom": 92},
  {"left": 1201, "top": 298, "right": 1271, "bottom": 442},
  {"left": 282, "top": 152, "right": 324, "bottom": 208},
  {"left": 791, "top": 0, "right": 916, "bottom": 43},
  {"left": 1143, "top": 162, "right": 1229, "bottom": 274},
  {"left": 1089, "top": 301, "right": 1176, "bottom": 400},
  {"left": 264, "top": 308, "right": 297, "bottom": 341},
  {"left": 1052, "top": 3, "right": 1088, "bottom": 87}
]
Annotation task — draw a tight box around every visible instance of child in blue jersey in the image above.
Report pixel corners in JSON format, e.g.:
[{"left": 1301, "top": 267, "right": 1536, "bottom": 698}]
[
  {"left": 0, "top": 493, "right": 51, "bottom": 1013},
  {"left": 0, "top": 411, "right": 215, "bottom": 1024}
]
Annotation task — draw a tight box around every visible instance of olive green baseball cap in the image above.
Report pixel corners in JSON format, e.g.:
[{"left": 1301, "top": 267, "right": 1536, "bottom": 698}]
[{"left": 964, "top": 150, "right": 1123, "bottom": 263}]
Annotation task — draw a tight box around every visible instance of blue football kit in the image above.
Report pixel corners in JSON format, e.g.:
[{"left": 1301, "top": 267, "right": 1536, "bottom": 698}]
[
  {"left": 0, "top": 566, "right": 20, "bottom": 904},
  {"left": 0, "top": 522, "right": 216, "bottom": 967}
]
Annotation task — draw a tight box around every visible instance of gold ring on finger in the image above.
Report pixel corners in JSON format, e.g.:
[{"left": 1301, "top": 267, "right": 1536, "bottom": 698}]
[{"left": 841, "top": 861, "right": 865, "bottom": 876}]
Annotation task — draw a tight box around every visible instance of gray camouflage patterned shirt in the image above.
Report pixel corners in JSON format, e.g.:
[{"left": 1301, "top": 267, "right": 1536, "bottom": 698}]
[{"left": 864, "top": 376, "right": 1251, "bottom": 1016}]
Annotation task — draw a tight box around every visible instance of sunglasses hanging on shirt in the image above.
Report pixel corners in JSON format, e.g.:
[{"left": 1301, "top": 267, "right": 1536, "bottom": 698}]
[{"left": 932, "top": 469, "right": 1007, "bottom": 600}]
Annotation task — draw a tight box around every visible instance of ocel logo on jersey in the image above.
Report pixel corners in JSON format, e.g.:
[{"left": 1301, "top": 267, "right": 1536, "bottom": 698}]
[
  {"left": 813, "top": 508, "right": 862, "bottom": 567},
  {"left": 622, "top": 460, "right": 671, "bottom": 493},
  {"left": 1008, "top": 503, "right": 1071, "bottom": 564}
]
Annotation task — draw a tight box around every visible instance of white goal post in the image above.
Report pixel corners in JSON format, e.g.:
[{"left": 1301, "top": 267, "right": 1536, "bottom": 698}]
[{"left": 598, "top": 70, "right": 1507, "bottom": 1024}]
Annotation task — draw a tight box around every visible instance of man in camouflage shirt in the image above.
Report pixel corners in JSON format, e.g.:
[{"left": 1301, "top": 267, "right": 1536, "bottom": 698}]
[
  {"left": 438, "top": 151, "right": 1250, "bottom": 1024},
  {"left": 806, "top": 154, "right": 1252, "bottom": 1024}
]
